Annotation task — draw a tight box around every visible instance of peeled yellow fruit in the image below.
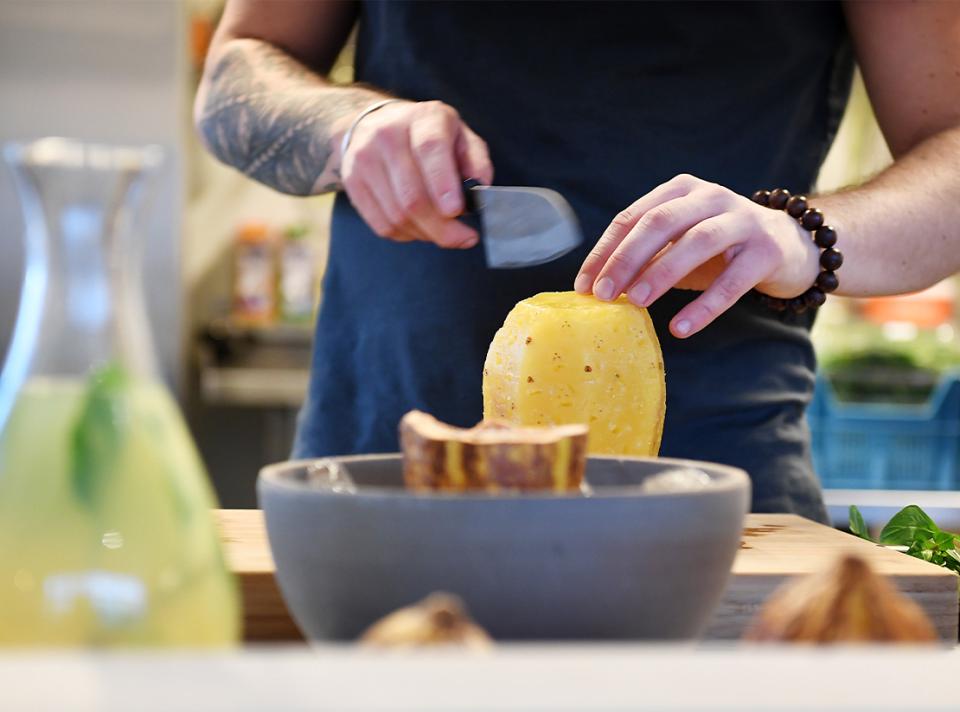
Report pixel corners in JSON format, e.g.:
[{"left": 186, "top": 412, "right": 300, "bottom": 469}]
[
  {"left": 483, "top": 291, "right": 666, "bottom": 456},
  {"left": 744, "top": 554, "right": 938, "bottom": 644}
]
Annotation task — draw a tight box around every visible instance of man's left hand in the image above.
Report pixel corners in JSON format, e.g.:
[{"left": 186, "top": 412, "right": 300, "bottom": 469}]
[{"left": 574, "top": 174, "right": 820, "bottom": 338}]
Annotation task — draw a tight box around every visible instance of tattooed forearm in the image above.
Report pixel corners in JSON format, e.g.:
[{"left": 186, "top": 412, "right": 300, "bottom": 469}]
[{"left": 196, "top": 39, "right": 381, "bottom": 196}]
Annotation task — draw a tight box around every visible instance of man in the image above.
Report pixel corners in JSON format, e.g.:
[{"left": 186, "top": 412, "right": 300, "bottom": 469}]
[{"left": 196, "top": 1, "right": 960, "bottom": 521}]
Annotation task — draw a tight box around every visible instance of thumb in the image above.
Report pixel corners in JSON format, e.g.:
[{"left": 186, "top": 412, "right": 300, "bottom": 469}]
[{"left": 455, "top": 125, "right": 494, "bottom": 185}]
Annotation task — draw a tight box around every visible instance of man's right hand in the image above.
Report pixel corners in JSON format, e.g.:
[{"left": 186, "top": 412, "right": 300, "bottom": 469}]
[
  {"left": 197, "top": 0, "right": 493, "bottom": 245},
  {"left": 337, "top": 100, "right": 494, "bottom": 249}
]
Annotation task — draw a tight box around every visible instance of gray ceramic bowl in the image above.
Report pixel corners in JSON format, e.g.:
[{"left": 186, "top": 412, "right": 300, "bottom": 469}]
[{"left": 258, "top": 454, "right": 750, "bottom": 641}]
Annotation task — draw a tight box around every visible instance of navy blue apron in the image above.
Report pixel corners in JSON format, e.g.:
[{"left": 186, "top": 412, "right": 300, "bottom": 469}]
[{"left": 293, "top": 1, "right": 853, "bottom": 522}]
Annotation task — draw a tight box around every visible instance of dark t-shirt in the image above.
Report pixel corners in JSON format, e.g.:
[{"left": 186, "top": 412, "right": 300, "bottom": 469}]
[{"left": 293, "top": 1, "right": 854, "bottom": 522}]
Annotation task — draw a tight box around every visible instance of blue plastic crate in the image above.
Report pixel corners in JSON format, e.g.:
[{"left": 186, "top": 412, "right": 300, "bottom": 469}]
[{"left": 808, "top": 372, "right": 960, "bottom": 490}]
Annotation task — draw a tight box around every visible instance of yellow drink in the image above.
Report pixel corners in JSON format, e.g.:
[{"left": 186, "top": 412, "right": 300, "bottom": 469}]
[{"left": 0, "top": 369, "right": 239, "bottom": 645}]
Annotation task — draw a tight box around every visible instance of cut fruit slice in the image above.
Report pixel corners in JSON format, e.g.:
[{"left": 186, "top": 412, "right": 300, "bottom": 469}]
[
  {"left": 483, "top": 291, "right": 665, "bottom": 456},
  {"left": 399, "top": 410, "right": 587, "bottom": 492}
]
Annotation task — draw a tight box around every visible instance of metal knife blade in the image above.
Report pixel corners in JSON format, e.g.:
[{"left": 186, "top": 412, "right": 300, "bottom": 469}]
[{"left": 464, "top": 181, "right": 583, "bottom": 269}]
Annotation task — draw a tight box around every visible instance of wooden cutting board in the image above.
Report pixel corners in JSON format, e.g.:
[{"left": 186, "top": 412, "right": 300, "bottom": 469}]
[{"left": 216, "top": 510, "right": 959, "bottom": 642}]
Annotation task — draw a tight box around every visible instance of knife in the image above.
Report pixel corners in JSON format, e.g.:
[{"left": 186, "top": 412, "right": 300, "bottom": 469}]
[{"left": 462, "top": 179, "right": 583, "bottom": 269}]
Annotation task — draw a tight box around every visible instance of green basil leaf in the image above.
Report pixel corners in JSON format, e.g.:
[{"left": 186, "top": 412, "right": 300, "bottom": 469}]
[
  {"left": 933, "top": 531, "right": 957, "bottom": 549},
  {"left": 944, "top": 550, "right": 960, "bottom": 573},
  {"left": 848, "top": 505, "right": 872, "bottom": 541},
  {"left": 878, "top": 505, "right": 940, "bottom": 546},
  {"left": 70, "top": 364, "right": 129, "bottom": 508}
]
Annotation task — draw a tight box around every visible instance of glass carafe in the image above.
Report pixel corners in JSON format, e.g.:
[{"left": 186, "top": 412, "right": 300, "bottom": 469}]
[{"left": 0, "top": 138, "right": 239, "bottom": 646}]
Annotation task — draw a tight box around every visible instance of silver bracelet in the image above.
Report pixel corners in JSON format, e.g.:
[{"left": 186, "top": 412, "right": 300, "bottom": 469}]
[{"left": 339, "top": 99, "right": 406, "bottom": 162}]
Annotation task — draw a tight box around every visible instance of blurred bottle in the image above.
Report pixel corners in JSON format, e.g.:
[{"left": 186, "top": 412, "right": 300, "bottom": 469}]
[
  {"left": 0, "top": 138, "right": 240, "bottom": 646},
  {"left": 279, "top": 223, "right": 318, "bottom": 324},
  {"left": 232, "top": 221, "right": 276, "bottom": 327}
]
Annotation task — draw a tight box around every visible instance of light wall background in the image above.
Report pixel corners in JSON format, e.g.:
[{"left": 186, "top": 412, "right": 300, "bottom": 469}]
[{"left": 0, "top": 0, "right": 185, "bottom": 387}]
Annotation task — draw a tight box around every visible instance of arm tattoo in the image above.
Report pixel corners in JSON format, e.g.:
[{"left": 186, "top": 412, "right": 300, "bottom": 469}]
[{"left": 197, "top": 41, "right": 376, "bottom": 196}]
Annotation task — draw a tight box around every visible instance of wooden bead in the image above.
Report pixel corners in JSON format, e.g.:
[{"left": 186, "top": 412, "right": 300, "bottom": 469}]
[
  {"left": 785, "top": 195, "right": 808, "bottom": 219},
  {"left": 758, "top": 293, "right": 787, "bottom": 311},
  {"left": 800, "top": 208, "right": 824, "bottom": 230},
  {"left": 814, "top": 225, "right": 837, "bottom": 248},
  {"left": 804, "top": 287, "right": 827, "bottom": 308},
  {"left": 751, "top": 187, "right": 839, "bottom": 315},
  {"left": 820, "top": 248, "right": 843, "bottom": 271},
  {"left": 815, "top": 270, "right": 839, "bottom": 293},
  {"left": 769, "top": 188, "right": 791, "bottom": 210}
]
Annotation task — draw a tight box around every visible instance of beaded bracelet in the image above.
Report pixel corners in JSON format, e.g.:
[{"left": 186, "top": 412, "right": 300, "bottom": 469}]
[{"left": 751, "top": 188, "right": 842, "bottom": 314}]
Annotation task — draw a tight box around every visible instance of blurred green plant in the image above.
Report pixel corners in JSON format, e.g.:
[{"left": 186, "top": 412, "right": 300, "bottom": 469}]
[
  {"left": 849, "top": 504, "right": 960, "bottom": 575},
  {"left": 818, "top": 323, "right": 960, "bottom": 403}
]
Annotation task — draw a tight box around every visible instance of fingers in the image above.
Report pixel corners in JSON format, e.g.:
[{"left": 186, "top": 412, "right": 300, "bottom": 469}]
[
  {"left": 382, "top": 149, "right": 478, "bottom": 248},
  {"left": 345, "top": 179, "right": 415, "bottom": 242},
  {"left": 343, "top": 152, "right": 421, "bottom": 242},
  {"left": 574, "top": 174, "right": 697, "bottom": 295},
  {"left": 574, "top": 175, "right": 816, "bottom": 336},
  {"left": 342, "top": 100, "right": 489, "bottom": 248},
  {"left": 590, "top": 189, "right": 728, "bottom": 301},
  {"left": 625, "top": 213, "right": 748, "bottom": 308},
  {"left": 670, "top": 249, "right": 778, "bottom": 338},
  {"left": 410, "top": 106, "right": 467, "bottom": 217},
  {"left": 366, "top": 158, "right": 430, "bottom": 242}
]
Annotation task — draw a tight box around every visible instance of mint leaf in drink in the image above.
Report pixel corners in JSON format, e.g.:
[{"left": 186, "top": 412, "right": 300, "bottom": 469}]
[
  {"left": 848, "top": 505, "right": 872, "bottom": 541},
  {"left": 878, "top": 505, "right": 940, "bottom": 546},
  {"left": 70, "top": 364, "right": 129, "bottom": 507}
]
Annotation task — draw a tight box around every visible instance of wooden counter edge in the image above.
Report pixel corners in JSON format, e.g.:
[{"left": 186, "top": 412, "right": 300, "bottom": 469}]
[{"left": 214, "top": 509, "right": 959, "bottom": 643}]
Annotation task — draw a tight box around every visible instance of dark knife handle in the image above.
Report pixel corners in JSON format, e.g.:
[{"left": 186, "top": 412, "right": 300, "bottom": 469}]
[{"left": 461, "top": 178, "right": 481, "bottom": 214}]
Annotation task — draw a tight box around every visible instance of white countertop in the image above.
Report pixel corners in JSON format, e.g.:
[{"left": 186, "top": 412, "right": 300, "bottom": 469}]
[{"left": 3, "top": 644, "right": 957, "bottom": 711}]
